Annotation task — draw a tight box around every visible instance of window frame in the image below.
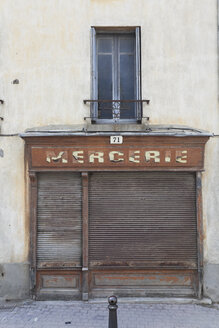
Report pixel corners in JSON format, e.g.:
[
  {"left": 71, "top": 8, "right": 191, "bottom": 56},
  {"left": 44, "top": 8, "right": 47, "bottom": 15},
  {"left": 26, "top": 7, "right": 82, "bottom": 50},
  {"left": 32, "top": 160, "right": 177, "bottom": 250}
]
[{"left": 91, "top": 27, "right": 142, "bottom": 124}]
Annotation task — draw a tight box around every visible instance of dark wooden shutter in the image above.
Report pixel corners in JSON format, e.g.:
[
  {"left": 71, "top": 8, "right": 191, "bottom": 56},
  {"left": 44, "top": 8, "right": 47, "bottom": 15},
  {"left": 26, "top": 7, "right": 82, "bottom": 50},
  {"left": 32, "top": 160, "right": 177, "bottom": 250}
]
[
  {"left": 37, "top": 172, "right": 82, "bottom": 269},
  {"left": 89, "top": 172, "right": 197, "bottom": 269}
]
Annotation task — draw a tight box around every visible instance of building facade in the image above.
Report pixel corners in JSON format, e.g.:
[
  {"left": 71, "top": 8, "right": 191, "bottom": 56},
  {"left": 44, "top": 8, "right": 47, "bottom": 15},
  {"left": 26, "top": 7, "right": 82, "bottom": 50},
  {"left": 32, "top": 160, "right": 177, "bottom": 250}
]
[{"left": 0, "top": 0, "right": 219, "bottom": 302}]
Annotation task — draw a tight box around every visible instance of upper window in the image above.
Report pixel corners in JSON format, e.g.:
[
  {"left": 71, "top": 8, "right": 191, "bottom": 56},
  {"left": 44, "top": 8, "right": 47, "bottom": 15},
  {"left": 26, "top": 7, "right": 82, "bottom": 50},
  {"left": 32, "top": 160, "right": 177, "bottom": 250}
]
[{"left": 91, "top": 27, "right": 141, "bottom": 123}]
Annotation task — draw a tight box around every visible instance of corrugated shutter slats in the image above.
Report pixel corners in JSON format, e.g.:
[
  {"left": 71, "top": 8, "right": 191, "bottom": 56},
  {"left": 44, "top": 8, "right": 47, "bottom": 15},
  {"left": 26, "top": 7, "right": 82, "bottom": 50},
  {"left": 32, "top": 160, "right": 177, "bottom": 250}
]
[
  {"left": 37, "top": 173, "right": 82, "bottom": 268},
  {"left": 89, "top": 172, "right": 197, "bottom": 268}
]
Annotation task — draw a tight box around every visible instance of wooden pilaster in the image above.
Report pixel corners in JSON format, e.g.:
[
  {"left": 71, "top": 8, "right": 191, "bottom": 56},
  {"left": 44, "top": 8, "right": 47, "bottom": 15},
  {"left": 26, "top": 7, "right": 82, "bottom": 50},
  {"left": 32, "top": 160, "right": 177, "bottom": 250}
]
[{"left": 81, "top": 172, "right": 89, "bottom": 300}]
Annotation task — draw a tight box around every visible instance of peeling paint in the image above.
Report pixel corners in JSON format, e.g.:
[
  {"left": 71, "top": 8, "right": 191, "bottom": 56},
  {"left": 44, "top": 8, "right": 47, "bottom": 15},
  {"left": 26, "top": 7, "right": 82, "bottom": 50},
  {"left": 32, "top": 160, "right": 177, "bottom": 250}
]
[
  {"left": 129, "top": 150, "right": 140, "bottom": 163},
  {"left": 176, "top": 150, "right": 187, "bottom": 164},
  {"left": 145, "top": 151, "right": 161, "bottom": 163},
  {"left": 88, "top": 151, "right": 104, "bottom": 163},
  {"left": 109, "top": 151, "right": 124, "bottom": 162},
  {"left": 46, "top": 151, "right": 68, "bottom": 163},
  {"left": 72, "top": 151, "right": 84, "bottom": 163},
  {"left": 159, "top": 276, "right": 180, "bottom": 284},
  {"left": 102, "top": 276, "right": 146, "bottom": 280}
]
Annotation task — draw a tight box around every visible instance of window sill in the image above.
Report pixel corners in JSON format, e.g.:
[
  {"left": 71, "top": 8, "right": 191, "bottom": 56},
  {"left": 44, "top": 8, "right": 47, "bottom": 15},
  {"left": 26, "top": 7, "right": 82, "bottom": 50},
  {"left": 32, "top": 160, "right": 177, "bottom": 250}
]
[
  {"left": 91, "top": 119, "right": 141, "bottom": 124},
  {"left": 85, "top": 122, "right": 149, "bottom": 132}
]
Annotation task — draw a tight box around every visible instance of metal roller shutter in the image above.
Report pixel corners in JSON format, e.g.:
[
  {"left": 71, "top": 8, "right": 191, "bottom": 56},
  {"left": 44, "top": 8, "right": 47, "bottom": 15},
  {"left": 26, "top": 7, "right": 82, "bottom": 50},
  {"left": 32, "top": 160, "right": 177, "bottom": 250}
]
[
  {"left": 37, "top": 172, "right": 82, "bottom": 268},
  {"left": 89, "top": 172, "right": 197, "bottom": 269}
]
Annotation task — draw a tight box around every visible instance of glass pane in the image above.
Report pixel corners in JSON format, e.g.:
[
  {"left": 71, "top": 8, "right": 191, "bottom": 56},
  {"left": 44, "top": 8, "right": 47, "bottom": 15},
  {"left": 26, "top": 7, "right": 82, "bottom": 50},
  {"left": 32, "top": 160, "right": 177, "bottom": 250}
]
[
  {"left": 120, "top": 54, "right": 135, "bottom": 119},
  {"left": 98, "top": 38, "right": 112, "bottom": 53},
  {"left": 120, "top": 38, "right": 134, "bottom": 53},
  {"left": 98, "top": 54, "right": 112, "bottom": 119}
]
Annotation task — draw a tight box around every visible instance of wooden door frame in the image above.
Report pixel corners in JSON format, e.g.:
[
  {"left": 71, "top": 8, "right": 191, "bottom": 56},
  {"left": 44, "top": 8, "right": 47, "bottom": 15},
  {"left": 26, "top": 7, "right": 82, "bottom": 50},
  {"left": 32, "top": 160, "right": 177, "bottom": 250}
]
[
  {"left": 23, "top": 135, "right": 208, "bottom": 299},
  {"left": 28, "top": 169, "right": 204, "bottom": 299}
]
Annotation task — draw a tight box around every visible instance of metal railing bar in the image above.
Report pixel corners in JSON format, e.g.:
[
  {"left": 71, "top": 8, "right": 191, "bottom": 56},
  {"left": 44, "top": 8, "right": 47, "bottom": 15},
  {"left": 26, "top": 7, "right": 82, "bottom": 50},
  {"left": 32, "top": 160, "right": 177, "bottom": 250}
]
[{"left": 83, "top": 99, "right": 150, "bottom": 104}]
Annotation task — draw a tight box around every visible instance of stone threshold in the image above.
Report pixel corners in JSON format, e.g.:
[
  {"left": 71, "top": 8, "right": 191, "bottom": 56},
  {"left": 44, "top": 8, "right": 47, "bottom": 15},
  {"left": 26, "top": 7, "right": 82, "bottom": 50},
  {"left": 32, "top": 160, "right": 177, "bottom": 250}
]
[{"left": 0, "top": 297, "right": 212, "bottom": 307}]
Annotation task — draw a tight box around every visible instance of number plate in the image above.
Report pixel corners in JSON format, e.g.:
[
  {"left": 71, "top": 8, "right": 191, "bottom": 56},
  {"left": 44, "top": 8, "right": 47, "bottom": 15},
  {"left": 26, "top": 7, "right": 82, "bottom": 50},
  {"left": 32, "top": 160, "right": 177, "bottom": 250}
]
[{"left": 110, "top": 136, "right": 123, "bottom": 144}]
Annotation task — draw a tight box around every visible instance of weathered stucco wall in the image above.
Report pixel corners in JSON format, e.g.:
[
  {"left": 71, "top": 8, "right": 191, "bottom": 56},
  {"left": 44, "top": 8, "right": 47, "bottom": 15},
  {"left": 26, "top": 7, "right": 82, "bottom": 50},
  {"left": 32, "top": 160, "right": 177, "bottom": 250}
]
[{"left": 0, "top": 0, "right": 219, "bottom": 300}]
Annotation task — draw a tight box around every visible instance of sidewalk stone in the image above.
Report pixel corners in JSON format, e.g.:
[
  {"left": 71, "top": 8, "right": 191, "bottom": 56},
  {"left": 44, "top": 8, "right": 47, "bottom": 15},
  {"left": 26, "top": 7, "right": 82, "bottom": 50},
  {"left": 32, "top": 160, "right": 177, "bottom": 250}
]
[{"left": 0, "top": 301, "right": 218, "bottom": 328}]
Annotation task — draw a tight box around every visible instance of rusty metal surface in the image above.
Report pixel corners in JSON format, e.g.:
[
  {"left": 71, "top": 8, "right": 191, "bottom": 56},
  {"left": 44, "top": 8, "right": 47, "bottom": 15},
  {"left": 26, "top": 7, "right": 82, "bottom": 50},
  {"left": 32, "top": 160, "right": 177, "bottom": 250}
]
[
  {"left": 37, "top": 172, "right": 82, "bottom": 268},
  {"left": 89, "top": 172, "right": 197, "bottom": 268}
]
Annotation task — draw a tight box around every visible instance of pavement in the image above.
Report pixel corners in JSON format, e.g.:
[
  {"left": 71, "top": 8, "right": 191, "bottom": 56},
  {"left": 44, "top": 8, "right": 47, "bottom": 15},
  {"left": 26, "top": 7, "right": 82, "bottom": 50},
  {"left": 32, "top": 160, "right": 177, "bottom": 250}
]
[{"left": 0, "top": 299, "right": 219, "bottom": 328}]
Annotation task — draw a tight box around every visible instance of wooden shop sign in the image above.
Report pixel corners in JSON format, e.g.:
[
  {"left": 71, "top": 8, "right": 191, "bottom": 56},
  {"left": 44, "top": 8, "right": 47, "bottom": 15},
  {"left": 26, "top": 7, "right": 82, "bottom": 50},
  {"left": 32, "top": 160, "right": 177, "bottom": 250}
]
[{"left": 30, "top": 145, "right": 204, "bottom": 170}]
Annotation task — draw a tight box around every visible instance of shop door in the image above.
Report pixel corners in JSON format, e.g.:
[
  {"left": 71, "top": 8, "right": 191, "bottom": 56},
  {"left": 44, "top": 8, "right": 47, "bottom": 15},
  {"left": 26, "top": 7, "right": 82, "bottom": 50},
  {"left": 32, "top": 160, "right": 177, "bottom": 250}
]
[
  {"left": 36, "top": 172, "right": 82, "bottom": 300},
  {"left": 89, "top": 172, "right": 198, "bottom": 297}
]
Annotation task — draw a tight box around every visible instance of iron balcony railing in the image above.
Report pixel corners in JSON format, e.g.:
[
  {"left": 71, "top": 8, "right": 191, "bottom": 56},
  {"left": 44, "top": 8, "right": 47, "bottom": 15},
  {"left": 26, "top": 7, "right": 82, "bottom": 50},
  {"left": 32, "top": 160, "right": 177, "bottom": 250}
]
[
  {"left": 83, "top": 99, "right": 150, "bottom": 122},
  {"left": 83, "top": 99, "right": 150, "bottom": 104}
]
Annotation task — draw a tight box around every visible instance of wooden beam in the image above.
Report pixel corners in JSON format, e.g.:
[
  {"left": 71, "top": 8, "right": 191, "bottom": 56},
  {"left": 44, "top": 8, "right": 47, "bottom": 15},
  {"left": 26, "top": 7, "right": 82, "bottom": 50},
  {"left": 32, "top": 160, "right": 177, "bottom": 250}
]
[
  {"left": 81, "top": 172, "right": 89, "bottom": 300},
  {"left": 196, "top": 171, "right": 203, "bottom": 299},
  {"left": 29, "top": 171, "right": 37, "bottom": 298}
]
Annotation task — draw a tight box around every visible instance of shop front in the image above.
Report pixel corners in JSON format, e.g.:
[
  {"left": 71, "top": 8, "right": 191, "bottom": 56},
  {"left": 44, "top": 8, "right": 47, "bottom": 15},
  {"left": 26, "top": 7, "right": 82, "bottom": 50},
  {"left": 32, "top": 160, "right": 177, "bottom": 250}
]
[{"left": 22, "top": 128, "right": 210, "bottom": 300}]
